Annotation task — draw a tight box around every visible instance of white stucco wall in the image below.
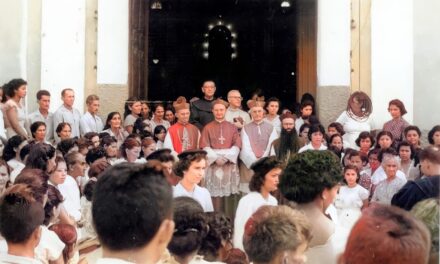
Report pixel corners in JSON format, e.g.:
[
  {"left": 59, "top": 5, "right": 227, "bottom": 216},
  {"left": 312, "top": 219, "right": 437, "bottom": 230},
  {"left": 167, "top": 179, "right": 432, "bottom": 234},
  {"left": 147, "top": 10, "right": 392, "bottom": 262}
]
[
  {"left": 317, "top": 0, "right": 351, "bottom": 86},
  {"left": 371, "top": 0, "right": 413, "bottom": 128},
  {"left": 41, "top": 0, "right": 86, "bottom": 112},
  {"left": 0, "top": 0, "right": 27, "bottom": 84},
  {"left": 97, "top": 0, "right": 129, "bottom": 84},
  {"left": 413, "top": 0, "right": 440, "bottom": 130}
]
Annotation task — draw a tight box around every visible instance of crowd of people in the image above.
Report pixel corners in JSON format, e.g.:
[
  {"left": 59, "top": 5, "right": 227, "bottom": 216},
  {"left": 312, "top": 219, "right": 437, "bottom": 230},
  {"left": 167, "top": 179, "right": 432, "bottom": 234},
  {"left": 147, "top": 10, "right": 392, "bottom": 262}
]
[{"left": 0, "top": 78, "right": 439, "bottom": 264}]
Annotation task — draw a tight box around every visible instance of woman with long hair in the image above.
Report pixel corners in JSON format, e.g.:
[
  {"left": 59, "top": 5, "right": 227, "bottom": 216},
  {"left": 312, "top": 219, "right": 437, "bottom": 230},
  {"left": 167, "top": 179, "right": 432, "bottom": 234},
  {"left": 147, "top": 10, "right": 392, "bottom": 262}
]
[{"left": 102, "top": 112, "right": 128, "bottom": 148}]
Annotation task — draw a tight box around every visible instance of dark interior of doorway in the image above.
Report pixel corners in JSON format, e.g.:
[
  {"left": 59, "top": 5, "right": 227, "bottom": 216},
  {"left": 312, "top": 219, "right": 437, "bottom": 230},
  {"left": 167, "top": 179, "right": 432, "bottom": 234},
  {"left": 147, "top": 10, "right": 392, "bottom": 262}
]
[{"left": 148, "top": 0, "right": 298, "bottom": 109}]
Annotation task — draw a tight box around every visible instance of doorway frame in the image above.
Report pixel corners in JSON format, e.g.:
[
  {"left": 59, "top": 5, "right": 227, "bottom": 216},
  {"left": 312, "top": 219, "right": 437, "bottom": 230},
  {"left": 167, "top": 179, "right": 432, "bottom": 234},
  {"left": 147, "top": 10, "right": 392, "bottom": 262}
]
[{"left": 128, "top": 0, "right": 317, "bottom": 102}]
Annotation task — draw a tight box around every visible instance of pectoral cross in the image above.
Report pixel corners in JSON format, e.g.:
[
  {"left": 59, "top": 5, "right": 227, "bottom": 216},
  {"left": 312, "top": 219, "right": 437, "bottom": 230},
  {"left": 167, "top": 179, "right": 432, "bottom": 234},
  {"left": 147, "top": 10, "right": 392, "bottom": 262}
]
[{"left": 218, "top": 135, "right": 225, "bottom": 145}]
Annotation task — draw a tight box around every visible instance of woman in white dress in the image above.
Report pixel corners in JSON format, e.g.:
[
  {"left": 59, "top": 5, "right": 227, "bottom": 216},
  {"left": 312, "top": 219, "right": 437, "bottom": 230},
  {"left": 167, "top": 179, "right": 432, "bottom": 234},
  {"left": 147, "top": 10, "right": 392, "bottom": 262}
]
[
  {"left": 334, "top": 165, "right": 369, "bottom": 231},
  {"left": 279, "top": 150, "right": 345, "bottom": 264},
  {"left": 173, "top": 150, "right": 214, "bottom": 212},
  {"left": 233, "top": 156, "right": 283, "bottom": 250},
  {"left": 336, "top": 91, "right": 373, "bottom": 149},
  {"left": 3, "top": 78, "right": 28, "bottom": 139}
]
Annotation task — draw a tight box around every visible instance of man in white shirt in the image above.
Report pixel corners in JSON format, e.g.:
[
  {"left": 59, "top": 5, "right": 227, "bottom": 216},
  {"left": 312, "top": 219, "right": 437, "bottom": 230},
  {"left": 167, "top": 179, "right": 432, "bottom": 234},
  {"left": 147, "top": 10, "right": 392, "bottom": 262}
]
[
  {"left": 53, "top": 88, "right": 81, "bottom": 139},
  {"left": 93, "top": 163, "right": 175, "bottom": 264},
  {"left": 225, "top": 89, "right": 251, "bottom": 130},
  {"left": 27, "top": 90, "right": 54, "bottom": 143},
  {"left": 80, "top": 94, "right": 103, "bottom": 135}
]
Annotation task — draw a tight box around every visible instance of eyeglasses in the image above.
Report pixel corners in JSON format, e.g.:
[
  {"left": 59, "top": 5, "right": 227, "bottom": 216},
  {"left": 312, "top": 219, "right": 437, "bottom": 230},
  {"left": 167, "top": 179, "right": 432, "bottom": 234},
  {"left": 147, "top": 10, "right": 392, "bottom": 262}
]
[{"left": 228, "top": 96, "right": 242, "bottom": 100}]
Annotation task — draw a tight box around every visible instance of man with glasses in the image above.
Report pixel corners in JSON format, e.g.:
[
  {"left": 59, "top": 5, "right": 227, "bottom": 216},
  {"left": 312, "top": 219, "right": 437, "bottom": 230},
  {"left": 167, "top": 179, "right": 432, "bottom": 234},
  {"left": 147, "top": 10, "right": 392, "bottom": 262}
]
[{"left": 225, "top": 90, "right": 250, "bottom": 130}]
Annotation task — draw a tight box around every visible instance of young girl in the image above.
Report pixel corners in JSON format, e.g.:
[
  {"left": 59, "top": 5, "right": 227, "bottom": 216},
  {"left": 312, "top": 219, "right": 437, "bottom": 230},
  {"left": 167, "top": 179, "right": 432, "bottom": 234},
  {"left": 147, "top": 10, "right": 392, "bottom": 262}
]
[
  {"left": 355, "top": 131, "right": 375, "bottom": 156},
  {"left": 375, "top": 131, "right": 394, "bottom": 150},
  {"left": 404, "top": 125, "right": 422, "bottom": 151},
  {"left": 334, "top": 165, "right": 369, "bottom": 230}
]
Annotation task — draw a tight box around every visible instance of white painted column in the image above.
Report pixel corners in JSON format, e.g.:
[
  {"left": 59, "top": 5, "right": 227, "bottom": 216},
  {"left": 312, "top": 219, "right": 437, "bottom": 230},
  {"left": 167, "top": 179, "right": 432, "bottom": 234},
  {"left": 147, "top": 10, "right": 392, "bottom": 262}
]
[
  {"left": 413, "top": 0, "right": 440, "bottom": 130},
  {"left": 316, "top": 0, "right": 351, "bottom": 127},
  {"left": 371, "top": 0, "right": 413, "bottom": 127},
  {"left": 97, "top": 0, "right": 129, "bottom": 85},
  {"left": 317, "top": 0, "right": 351, "bottom": 87},
  {"left": 41, "top": 0, "right": 86, "bottom": 112}
]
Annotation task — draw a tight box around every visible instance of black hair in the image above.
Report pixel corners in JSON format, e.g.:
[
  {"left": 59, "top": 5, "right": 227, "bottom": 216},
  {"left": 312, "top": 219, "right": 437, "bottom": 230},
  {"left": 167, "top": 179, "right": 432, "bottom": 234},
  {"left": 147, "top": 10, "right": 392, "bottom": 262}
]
[
  {"left": 377, "top": 148, "right": 398, "bottom": 163},
  {"left": 397, "top": 141, "right": 416, "bottom": 160},
  {"left": 199, "top": 212, "right": 232, "bottom": 261},
  {"left": 307, "top": 124, "right": 325, "bottom": 141},
  {"left": 249, "top": 156, "right": 283, "bottom": 192},
  {"left": 279, "top": 150, "right": 342, "bottom": 204},
  {"left": 174, "top": 151, "right": 207, "bottom": 177},
  {"left": 30, "top": 121, "right": 46, "bottom": 139},
  {"left": 103, "top": 111, "right": 122, "bottom": 130},
  {"left": 0, "top": 184, "right": 44, "bottom": 243},
  {"left": 84, "top": 132, "right": 99, "bottom": 142},
  {"left": 55, "top": 122, "right": 71, "bottom": 135},
  {"left": 100, "top": 135, "right": 117, "bottom": 148},
  {"left": 343, "top": 164, "right": 361, "bottom": 184},
  {"left": 404, "top": 125, "right": 422, "bottom": 137},
  {"left": 153, "top": 125, "right": 167, "bottom": 142},
  {"left": 355, "top": 131, "right": 376, "bottom": 147},
  {"left": 43, "top": 185, "right": 63, "bottom": 225},
  {"left": 152, "top": 103, "right": 165, "bottom": 113},
  {"left": 327, "top": 145, "right": 342, "bottom": 159},
  {"left": 375, "top": 130, "right": 394, "bottom": 149},
  {"left": 3, "top": 135, "right": 26, "bottom": 162},
  {"left": 36, "top": 90, "right": 50, "bottom": 100},
  {"left": 428, "top": 125, "right": 440, "bottom": 145},
  {"left": 19, "top": 141, "right": 35, "bottom": 162},
  {"left": 328, "top": 122, "right": 345, "bottom": 136},
  {"left": 168, "top": 197, "right": 208, "bottom": 258},
  {"left": 92, "top": 162, "right": 173, "bottom": 251},
  {"left": 25, "top": 143, "right": 56, "bottom": 172},
  {"left": 299, "top": 123, "right": 310, "bottom": 135},
  {"left": 85, "top": 147, "right": 106, "bottom": 165},
  {"left": 57, "top": 138, "right": 78, "bottom": 157},
  {"left": 3, "top": 78, "right": 27, "bottom": 98}
]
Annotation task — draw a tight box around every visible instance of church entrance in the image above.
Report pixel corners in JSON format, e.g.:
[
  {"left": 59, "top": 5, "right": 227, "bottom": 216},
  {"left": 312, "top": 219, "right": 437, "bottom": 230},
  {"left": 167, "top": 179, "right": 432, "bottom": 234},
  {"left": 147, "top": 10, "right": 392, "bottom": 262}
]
[{"left": 129, "top": 0, "right": 317, "bottom": 110}]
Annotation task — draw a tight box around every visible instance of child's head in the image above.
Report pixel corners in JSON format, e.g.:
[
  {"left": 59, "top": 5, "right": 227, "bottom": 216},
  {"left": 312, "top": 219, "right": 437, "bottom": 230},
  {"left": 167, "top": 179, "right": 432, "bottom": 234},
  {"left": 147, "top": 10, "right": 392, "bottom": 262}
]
[
  {"left": 349, "top": 151, "right": 363, "bottom": 171},
  {"left": 368, "top": 148, "right": 381, "bottom": 172},
  {"left": 343, "top": 165, "right": 360, "bottom": 186},
  {"left": 327, "top": 122, "right": 345, "bottom": 137},
  {"left": 329, "top": 134, "right": 344, "bottom": 151},
  {"left": 299, "top": 101, "right": 314, "bottom": 119},
  {"left": 376, "top": 131, "right": 394, "bottom": 150},
  {"left": 356, "top": 131, "right": 375, "bottom": 150},
  {"left": 397, "top": 141, "right": 415, "bottom": 162}
]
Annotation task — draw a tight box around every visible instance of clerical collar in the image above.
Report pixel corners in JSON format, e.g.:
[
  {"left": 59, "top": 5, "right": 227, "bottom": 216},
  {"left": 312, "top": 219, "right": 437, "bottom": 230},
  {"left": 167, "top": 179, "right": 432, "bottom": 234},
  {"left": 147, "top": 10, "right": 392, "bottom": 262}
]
[{"left": 215, "top": 119, "right": 225, "bottom": 123}]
